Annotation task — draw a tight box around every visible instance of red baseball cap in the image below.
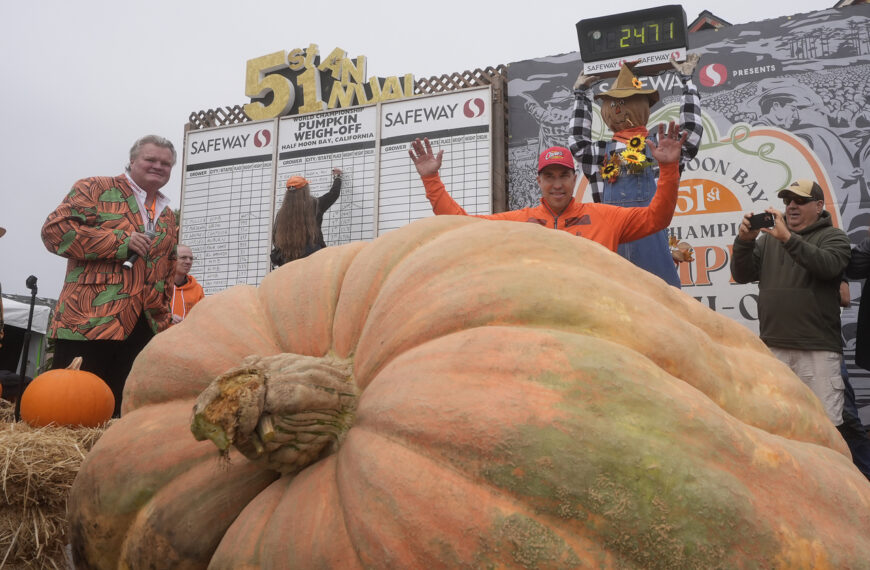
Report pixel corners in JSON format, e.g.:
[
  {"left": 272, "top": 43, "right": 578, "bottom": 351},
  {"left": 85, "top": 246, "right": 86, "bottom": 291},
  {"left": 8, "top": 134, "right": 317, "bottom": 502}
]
[{"left": 537, "top": 147, "right": 575, "bottom": 173}]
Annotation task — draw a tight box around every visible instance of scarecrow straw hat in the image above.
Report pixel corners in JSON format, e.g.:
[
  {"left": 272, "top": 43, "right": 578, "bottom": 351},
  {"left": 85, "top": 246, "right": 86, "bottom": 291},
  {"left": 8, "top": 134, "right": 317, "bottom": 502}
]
[{"left": 594, "top": 64, "right": 660, "bottom": 105}]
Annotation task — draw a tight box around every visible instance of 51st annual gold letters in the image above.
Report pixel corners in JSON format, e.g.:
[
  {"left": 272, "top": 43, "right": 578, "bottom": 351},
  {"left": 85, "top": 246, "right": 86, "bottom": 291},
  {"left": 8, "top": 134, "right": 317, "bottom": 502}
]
[{"left": 244, "top": 44, "right": 415, "bottom": 120}]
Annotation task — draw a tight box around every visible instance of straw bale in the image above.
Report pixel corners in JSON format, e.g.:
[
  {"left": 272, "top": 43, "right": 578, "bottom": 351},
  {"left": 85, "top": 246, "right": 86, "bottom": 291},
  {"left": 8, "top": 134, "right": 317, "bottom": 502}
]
[{"left": 0, "top": 400, "right": 109, "bottom": 569}]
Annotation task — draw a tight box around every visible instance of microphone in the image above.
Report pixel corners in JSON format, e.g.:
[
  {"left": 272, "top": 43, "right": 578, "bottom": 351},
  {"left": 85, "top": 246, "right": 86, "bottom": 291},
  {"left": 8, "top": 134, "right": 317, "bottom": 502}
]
[{"left": 123, "top": 227, "right": 156, "bottom": 269}]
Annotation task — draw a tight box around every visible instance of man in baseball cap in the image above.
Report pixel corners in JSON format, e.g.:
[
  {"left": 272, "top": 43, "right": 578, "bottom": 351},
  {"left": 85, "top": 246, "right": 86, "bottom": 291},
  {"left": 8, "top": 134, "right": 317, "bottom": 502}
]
[
  {"left": 776, "top": 179, "right": 825, "bottom": 233},
  {"left": 732, "top": 178, "right": 851, "bottom": 441},
  {"left": 537, "top": 147, "right": 575, "bottom": 171},
  {"left": 408, "top": 122, "right": 688, "bottom": 253},
  {"left": 778, "top": 179, "right": 824, "bottom": 201}
]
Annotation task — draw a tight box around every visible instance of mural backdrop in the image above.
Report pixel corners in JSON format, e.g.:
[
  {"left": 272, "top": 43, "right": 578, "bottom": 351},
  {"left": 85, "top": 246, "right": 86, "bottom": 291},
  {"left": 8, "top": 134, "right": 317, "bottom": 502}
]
[{"left": 506, "top": 4, "right": 870, "bottom": 422}]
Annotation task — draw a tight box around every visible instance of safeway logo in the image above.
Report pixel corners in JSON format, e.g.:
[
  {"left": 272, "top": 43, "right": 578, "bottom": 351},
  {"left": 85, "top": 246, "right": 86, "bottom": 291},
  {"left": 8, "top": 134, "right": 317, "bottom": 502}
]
[
  {"left": 699, "top": 64, "right": 727, "bottom": 87},
  {"left": 253, "top": 129, "right": 272, "bottom": 147},
  {"left": 463, "top": 98, "right": 486, "bottom": 118}
]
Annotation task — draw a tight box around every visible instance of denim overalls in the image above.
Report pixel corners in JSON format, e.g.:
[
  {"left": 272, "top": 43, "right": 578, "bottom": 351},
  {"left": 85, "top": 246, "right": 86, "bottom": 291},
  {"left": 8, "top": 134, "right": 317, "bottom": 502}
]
[{"left": 602, "top": 138, "right": 681, "bottom": 288}]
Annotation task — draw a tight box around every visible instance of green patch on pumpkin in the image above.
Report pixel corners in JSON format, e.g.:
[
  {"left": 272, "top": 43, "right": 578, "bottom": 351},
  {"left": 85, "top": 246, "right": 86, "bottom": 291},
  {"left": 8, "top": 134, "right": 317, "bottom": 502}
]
[
  {"left": 473, "top": 332, "right": 779, "bottom": 569},
  {"left": 480, "top": 513, "right": 583, "bottom": 568}
]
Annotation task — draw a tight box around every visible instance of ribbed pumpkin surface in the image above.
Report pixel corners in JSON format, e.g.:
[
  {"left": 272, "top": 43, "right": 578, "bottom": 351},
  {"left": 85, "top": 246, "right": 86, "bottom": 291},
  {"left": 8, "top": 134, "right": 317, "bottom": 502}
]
[{"left": 69, "top": 216, "right": 870, "bottom": 569}]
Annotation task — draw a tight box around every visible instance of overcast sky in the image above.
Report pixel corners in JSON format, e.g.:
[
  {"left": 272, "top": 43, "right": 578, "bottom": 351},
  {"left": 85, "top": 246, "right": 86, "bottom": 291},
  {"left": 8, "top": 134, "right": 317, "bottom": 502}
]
[{"left": 0, "top": 0, "right": 834, "bottom": 299}]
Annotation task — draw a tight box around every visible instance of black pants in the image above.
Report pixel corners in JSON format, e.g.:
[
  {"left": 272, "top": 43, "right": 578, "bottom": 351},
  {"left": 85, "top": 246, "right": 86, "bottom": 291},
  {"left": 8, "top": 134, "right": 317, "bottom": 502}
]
[
  {"left": 838, "top": 373, "right": 870, "bottom": 481},
  {"left": 52, "top": 316, "right": 154, "bottom": 417}
]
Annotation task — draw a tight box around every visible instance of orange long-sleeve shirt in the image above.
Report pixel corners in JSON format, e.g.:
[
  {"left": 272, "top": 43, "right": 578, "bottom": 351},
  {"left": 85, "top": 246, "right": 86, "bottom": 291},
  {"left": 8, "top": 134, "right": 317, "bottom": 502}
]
[
  {"left": 422, "top": 162, "right": 679, "bottom": 252},
  {"left": 170, "top": 274, "right": 205, "bottom": 322}
]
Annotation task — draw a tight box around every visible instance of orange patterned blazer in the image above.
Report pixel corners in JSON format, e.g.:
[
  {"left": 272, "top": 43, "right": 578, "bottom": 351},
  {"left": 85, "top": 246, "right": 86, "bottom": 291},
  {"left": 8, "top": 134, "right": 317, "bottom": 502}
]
[{"left": 42, "top": 175, "right": 178, "bottom": 341}]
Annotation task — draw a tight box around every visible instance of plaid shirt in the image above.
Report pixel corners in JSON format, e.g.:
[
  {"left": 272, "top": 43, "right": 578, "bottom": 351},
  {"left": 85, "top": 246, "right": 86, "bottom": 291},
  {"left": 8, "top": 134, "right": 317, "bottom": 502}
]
[{"left": 568, "top": 75, "right": 703, "bottom": 203}]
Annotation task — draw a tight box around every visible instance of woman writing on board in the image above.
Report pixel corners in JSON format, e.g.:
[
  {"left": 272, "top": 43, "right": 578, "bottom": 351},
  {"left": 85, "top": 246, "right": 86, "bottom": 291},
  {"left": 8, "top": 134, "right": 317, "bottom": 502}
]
[{"left": 270, "top": 168, "right": 342, "bottom": 268}]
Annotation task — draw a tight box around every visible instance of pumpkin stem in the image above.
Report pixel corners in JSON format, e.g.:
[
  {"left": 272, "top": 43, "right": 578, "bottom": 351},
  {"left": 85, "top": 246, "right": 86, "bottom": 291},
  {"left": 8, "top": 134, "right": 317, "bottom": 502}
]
[
  {"left": 190, "top": 353, "right": 357, "bottom": 475},
  {"left": 69, "top": 356, "right": 84, "bottom": 371}
]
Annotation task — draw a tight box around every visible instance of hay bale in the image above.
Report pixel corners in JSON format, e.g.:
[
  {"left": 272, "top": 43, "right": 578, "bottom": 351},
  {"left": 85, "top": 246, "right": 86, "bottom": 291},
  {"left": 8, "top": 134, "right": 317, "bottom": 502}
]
[{"left": 0, "top": 399, "right": 109, "bottom": 569}]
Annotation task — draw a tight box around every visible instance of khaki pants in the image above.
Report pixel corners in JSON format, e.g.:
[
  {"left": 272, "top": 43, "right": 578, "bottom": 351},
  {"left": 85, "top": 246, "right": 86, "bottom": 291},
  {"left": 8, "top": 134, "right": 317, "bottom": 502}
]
[{"left": 769, "top": 347, "right": 844, "bottom": 426}]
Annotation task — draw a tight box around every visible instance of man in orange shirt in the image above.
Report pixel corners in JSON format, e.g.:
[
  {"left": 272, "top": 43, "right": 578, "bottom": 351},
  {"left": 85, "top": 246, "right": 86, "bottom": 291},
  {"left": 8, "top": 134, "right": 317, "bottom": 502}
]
[
  {"left": 170, "top": 244, "right": 204, "bottom": 324},
  {"left": 408, "top": 121, "right": 687, "bottom": 252}
]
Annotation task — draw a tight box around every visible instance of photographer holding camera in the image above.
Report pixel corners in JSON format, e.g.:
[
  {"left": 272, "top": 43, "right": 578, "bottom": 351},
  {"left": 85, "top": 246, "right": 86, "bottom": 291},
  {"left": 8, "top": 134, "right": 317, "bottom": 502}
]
[{"left": 731, "top": 179, "right": 851, "bottom": 433}]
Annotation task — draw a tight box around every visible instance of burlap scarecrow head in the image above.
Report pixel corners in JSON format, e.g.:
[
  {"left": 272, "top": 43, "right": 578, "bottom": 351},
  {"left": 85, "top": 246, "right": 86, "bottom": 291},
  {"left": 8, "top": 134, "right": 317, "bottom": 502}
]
[{"left": 595, "top": 64, "right": 659, "bottom": 134}]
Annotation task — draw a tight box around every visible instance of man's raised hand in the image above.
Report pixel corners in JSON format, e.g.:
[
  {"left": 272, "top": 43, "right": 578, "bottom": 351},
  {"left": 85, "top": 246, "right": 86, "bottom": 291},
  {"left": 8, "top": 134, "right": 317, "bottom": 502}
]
[
  {"left": 647, "top": 121, "right": 689, "bottom": 165},
  {"left": 409, "top": 138, "right": 443, "bottom": 178}
]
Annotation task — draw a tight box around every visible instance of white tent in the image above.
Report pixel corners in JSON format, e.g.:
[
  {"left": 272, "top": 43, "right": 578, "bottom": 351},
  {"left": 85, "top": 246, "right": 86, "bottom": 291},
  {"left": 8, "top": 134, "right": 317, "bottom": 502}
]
[
  {"left": 2, "top": 296, "right": 51, "bottom": 377},
  {"left": 3, "top": 297, "right": 51, "bottom": 335}
]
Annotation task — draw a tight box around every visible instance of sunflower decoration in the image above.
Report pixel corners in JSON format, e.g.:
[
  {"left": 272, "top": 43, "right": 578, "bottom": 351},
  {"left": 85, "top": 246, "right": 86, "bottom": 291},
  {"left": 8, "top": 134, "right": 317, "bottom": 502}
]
[
  {"left": 601, "top": 156, "right": 620, "bottom": 183},
  {"left": 627, "top": 135, "right": 646, "bottom": 152},
  {"left": 631, "top": 77, "right": 643, "bottom": 89},
  {"left": 620, "top": 142, "right": 654, "bottom": 175},
  {"left": 620, "top": 148, "right": 648, "bottom": 166}
]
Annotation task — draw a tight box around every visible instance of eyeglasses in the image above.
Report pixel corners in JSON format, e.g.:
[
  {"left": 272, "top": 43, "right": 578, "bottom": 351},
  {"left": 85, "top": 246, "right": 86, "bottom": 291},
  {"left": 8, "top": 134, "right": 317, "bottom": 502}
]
[{"left": 782, "top": 196, "right": 816, "bottom": 206}]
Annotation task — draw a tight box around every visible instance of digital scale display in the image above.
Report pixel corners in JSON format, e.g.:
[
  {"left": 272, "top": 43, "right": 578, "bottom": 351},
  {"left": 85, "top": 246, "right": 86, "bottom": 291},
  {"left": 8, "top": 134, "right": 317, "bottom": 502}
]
[{"left": 577, "top": 5, "right": 688, "bottom": 76}]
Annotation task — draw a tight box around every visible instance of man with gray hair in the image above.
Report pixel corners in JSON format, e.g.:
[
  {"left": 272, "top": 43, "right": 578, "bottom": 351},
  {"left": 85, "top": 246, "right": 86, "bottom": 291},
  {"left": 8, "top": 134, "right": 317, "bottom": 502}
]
[{"left": 41, "top": 134, "right": 178, "bottom": 417}]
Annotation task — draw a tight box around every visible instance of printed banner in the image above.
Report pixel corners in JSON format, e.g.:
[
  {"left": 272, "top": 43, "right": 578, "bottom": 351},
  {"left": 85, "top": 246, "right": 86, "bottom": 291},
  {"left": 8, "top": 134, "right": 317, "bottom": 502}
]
[{"left": 506, "top": 4, "right": 870, "bottom": 420}]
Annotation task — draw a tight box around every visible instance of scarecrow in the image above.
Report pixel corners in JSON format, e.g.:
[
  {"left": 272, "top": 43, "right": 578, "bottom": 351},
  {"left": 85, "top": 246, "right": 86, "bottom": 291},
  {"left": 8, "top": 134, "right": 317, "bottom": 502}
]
[{"left": 568, "top": 56, "right": 702, "bottom": 287}]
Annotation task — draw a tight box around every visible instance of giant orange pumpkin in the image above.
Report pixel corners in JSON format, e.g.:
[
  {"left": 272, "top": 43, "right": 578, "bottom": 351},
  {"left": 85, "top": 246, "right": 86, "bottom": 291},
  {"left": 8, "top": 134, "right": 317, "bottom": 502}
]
[
  {"left": 68, "top": 216, "right": 870, "bottom": 568},
  {"left": 21, "top": 356, "right": 114, "bottom": 427}
]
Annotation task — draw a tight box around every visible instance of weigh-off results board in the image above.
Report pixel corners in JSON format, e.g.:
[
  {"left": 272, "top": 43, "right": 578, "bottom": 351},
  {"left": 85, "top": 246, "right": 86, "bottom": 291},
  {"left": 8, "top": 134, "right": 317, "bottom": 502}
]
[
  {"left": 276, "top": 106, "right": 377, "bottom": 245},
  {"left": 180, "top": 86, "right": 492, "bottom": 296},
  {"left": 181, "top": 122, "right": 275, "bottom": 295},
  {"left": 378, "top": 88, "right": 492, "bottom": 234}
]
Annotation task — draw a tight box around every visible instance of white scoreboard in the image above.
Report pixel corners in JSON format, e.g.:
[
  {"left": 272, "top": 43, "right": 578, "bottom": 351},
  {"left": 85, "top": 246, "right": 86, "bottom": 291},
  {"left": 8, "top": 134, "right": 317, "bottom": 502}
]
[{"left": 180, "top": 86, "right": 492, "bottom": 295}]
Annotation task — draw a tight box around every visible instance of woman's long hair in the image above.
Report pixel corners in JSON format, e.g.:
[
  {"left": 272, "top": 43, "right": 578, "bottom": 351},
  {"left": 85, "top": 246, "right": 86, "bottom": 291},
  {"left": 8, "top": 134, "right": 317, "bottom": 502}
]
[{"left": 272, "top": 184, "right": 319, "bottom": 263}]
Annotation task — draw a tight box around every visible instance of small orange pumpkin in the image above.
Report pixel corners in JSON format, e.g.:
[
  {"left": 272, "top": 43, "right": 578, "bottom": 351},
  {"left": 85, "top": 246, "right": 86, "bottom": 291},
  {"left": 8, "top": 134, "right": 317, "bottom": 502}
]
[{"left": 21, "top": 357, "right": 114, "bottom": 427}]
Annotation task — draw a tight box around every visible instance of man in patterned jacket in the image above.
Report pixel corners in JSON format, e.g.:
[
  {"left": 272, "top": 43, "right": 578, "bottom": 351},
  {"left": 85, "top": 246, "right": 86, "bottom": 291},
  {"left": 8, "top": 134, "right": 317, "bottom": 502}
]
[{"left": 42, "top": 135, "right": 178, "bottom": 417}]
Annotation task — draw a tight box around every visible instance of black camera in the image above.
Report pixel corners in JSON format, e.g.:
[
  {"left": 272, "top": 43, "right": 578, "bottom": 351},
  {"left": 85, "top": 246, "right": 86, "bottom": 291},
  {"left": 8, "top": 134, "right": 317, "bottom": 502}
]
[{"left": 747, "top": 212, "right": 775, "bottom": 230}]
